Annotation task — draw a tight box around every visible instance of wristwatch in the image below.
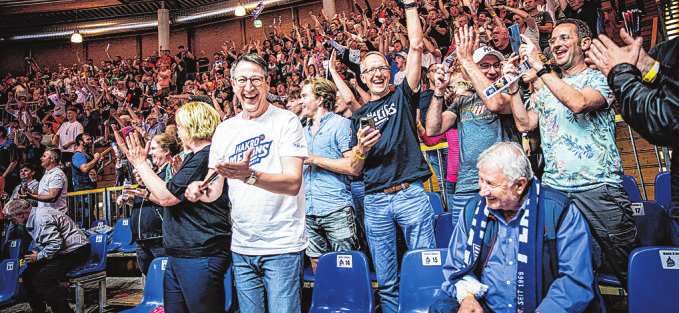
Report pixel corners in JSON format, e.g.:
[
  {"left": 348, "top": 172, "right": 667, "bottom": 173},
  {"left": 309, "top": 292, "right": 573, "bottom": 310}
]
[
  {"left": 403, "top": 1, "right": 418, "bottom": 9},
  {"left": 244, "top": 171, "right": 258, "bottom": 185},
  {"left": 536, "top": 64, "right": 553, "bottom": 77}
]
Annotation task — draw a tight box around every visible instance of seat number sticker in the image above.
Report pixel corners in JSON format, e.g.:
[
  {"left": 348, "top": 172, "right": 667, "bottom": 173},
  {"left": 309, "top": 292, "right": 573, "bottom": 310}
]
[
  {"left": 422, "top": 251, "right": 442, "bottom": 266},
  {"left": 660, "top": 250, "right": 679, "bottom": 269},
  {"left": 10, "top": 241, "right": 16, "bottom": 247},
  {"left": 337, "top": 255, "right": 353, "bottom": 268},
  {"left": 96, "top": 236, "right": 103, "bottom": 243},
  {"left": 123, "top": 220, "right": 128, "bottom": 226},
  {"left": 631, "top": 202, "right": 645, "bottom": 216},
  {"left": 161, "top": 260, "right": 168, "bottom": 271},
  {"left": 7, "top": 262, "right": 14, "bottom": 271}
]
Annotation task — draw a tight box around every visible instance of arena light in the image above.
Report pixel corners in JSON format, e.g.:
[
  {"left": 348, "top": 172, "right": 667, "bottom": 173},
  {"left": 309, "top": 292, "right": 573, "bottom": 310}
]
[
  {"left": 235, "top": 2, "right": 246, "bottom": 16},
  {"left": 71, "top": 30, "right": 83, "bottom": 43}
]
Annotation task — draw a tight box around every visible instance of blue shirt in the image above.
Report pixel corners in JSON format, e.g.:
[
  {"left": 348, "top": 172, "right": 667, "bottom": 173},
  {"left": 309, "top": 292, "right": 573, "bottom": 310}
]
[
  {"left": 441, "top": 200, "right": 594, "bottom": 313},
  {"left": 72, "top": 151, "right": 97, "bottom": 191},
  {"left": 303, "top": 112, "right": 354, "bottom": 216}
]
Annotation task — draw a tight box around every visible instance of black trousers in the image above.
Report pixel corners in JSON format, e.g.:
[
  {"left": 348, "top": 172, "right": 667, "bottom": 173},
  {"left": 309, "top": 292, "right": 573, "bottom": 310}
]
[{"left": 23, "top": 244, "right": 91, "bottom": 313}]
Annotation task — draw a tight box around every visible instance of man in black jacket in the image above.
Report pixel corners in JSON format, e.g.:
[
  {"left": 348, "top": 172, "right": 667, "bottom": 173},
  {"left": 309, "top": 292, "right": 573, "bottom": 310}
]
[{"left": 587, "top": 29, "right": 679, "bottom": 223}]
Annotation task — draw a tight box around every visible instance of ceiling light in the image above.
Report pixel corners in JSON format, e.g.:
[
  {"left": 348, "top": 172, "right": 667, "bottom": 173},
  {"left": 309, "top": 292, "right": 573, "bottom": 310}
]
[
  {"left": 235, "top": 2, "right": 246, "bottom": 16},
  {"left": 71, "top": 30, "right": 83, "bottom": 43}
]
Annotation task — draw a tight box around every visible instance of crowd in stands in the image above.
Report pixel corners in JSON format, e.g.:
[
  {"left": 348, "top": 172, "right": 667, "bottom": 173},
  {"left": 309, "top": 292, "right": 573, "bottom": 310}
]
[{"left": 3, "top": 0, "right": 678, "bottom": 311}]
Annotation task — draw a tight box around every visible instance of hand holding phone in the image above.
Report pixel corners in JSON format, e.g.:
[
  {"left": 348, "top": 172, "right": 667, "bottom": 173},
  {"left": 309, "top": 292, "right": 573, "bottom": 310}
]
[{"left": 359, "top": 117, "right": 376, "bottom": 135}]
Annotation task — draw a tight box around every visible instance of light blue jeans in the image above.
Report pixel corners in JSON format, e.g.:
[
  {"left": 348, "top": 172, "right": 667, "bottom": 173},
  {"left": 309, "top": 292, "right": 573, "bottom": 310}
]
[
  {"left": 232, "top": 250, "right": 304, "bottom": 313},
  {"left": 364, "top": 181, "right": 436, "bottom": 313},
  {"left": 449, "top": 191, "right": 478, "bottom": 228}
]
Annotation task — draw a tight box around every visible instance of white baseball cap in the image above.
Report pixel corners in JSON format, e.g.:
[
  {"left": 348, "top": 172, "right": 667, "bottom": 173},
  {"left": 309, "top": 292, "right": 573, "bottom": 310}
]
[{"left": 472, "top": 46, "right": 504, "bottom": 64}]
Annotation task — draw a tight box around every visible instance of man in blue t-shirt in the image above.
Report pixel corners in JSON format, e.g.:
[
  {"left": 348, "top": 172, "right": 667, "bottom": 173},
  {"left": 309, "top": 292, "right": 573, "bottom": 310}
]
[
  {"left": 314, "top": 2, "right": 437, "bottom": 311},
  {"left": 426, "top": 26, "right": 520, "bottom": 227},
  {"left": 71, "top": 133, "right": 101, "bottom": 221}
]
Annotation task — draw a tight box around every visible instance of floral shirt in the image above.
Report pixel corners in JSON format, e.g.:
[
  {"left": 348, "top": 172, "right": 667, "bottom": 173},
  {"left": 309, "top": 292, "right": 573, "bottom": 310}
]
[{"left": 530, "top": 68, "right": 622, "bottom": 191}]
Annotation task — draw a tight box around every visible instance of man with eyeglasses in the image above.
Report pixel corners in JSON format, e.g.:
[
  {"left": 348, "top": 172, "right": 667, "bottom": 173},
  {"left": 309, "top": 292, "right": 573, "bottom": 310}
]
[
  {"left": 185, "top": 53, "right": 309, "bottom": 312},
  {"left": 426, "top": 25, "right": 521, "bottom": 227},
  {"left": 508, "top": 18, "right": 639, "bottom": 288},
  {"left": 307, "top": 1, "right": 437, "bottom": 311}
]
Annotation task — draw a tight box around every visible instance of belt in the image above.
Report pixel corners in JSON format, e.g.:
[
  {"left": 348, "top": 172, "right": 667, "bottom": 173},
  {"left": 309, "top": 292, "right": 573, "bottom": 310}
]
[{"left": 384, "top": 183, "right": 410, "bottom": 194}]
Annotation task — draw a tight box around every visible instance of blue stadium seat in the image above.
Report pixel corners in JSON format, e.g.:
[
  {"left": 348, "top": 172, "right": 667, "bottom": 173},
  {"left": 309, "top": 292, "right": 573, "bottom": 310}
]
[
  {"left": 427, "top": 193, "right": 445, "bottom": 216},
  {"left": 398, "top": 248, "right": 448, "bottom": 313},
  {"left": 224, "top": 265, "right": 236, "bottom": 312},
  {"left": 75, "top": 222, "right": 84, "bottom": 229},
  {"left": 0, "top": 259, "right": 20, "bottom": 306},
  {"left": 628, "top": 246, "right": 679, "bottom": 312},
  {"left": 120, "top": 257, "right": 168, "bottom": 313},
  {"left": 90, "top": 220, "right": 108, "bottom": 229},
  {"left": 68, "top": 234, "right": 107, "bottom": 277},
  {"left": 623, "top": 175, "right": 643, "bottom": 202},
  {"left": 3, "top": 239, "right": 20, "bottom": 260},
  {"left": 654, "top": 171, "right": 671, "bottom": 208},
  {"left": 435, "top": 212, "right": 454, "bottom": 249},
  {"left": 309, "top": 251, "right": 375, "bottom": 313},
  {"left": 107, "top": 218, "right": 134, "bottom": 253},
  {"left": 632, "top": 201, "right": 674, "bottom": 247}
]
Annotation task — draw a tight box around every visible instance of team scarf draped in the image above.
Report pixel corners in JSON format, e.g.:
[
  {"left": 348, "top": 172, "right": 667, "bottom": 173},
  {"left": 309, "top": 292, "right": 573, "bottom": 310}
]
[{"left": 457, "top": 178, "right": 544, "bottom": 313}]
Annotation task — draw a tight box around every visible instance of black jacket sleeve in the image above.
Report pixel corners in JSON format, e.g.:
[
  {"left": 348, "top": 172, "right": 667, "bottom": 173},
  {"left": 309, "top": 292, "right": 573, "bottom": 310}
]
[{"left": 609, "top": 62, "right": 679, "bottom": 148}]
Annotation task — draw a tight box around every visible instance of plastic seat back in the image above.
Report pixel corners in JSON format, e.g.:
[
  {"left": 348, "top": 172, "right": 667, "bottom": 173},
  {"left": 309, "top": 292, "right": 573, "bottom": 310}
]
[
  {"left": 654, "top": 171, "right": 671, "bottom": 208},
  {"left": 224, "top": 266, "right": 235, "bottom": 312},
  {"left": 75, "top": 222, "right": 84, "bottom": 229},
  {"left": 427, "top": 193, "right": 445, "bottom": 216},
  {"left": 0, "top": 259, "right": 20, "bottom": 306},
  {"left": 68, "top": 234, "right": 107, "bottom": 277},
  {"left": 398, "top": 249, "right": 448, "bottom": 313},
  {"left": 632, "top": 201, "right": 674, "bottom": 246},
  {"left": 107, "top": 218, "right": 133, "bottom": 253},
  {"left": 90, "top": 220, "right": 108, "bottom": 229},
  {"left": 435, "top": 212, "right": 454, "bottom": 249},
  {"left": 628, "top": 247, "right": 679, "bottom": 312},
  {"left": 623, "top": 175, "right": 643, "bottom": 202},
  {"left": 120, "top": 257, "right": 167, "bottom": 313},
  {"left": 4, "top": 240, "right": 20, "bottom": 260},
  {"left": 309, "top": 251, "right": 374, "bottom": 313}
]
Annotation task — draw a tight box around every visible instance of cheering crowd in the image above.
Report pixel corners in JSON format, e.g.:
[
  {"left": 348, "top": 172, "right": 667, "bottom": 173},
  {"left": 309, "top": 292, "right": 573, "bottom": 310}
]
[{"left": 2, "top": 0, "right": 679, "bottom": 312}]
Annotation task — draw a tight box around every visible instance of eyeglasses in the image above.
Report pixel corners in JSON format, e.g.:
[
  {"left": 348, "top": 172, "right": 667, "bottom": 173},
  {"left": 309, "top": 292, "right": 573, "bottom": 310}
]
[
  {"left": 362, "top": 66, "right": 391, "bottom": 75},
  {"left": 234, "top": 76, "right": 265, "bottom": 87},
  {"left": 548, "top": 34, "right": 571, "bottom": 46},
  {"left": 479, "top": 62, "right": 502, "bottom": 70}
]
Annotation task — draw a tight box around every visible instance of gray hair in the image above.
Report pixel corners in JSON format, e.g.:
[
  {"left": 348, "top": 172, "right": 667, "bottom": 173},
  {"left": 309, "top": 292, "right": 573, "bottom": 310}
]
[
  {"left": 3, "top": 199, "right": 31, "bottom": 217},
  {"left": 230, "top": 53, "right": 269, "bottom": 79},
  {"left": 476, "top": 142, "right": 534, "bottom": 185}
]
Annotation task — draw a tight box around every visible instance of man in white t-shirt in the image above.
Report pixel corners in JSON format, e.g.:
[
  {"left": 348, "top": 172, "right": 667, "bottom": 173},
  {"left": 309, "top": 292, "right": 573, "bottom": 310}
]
[
  {"left": 393, "top": 52, "right": 408, "bottom": 86},
  {"left": 53, "top": 107, "right": 83, "bottom": 164},
  {"left": 185, "top": 54, "right": 308, "bottom": 313},
  {"left": 19, "top": 148, "right": 68, "bottom": 214}
]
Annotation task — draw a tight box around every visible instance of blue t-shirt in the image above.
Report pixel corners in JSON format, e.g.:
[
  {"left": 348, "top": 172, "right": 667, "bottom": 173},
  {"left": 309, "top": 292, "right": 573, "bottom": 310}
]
[
  {"left": 71, "top": 151, "right": 97, "bottom": 191},
  {"left": 350, "top": 78, "right": 431, "bottom": 194},
  {"left": 446, "top": 93, "right": 520, "bottom": 193},
  {"left": 303, "top": 112, "right": 354, "bottom": 216}
]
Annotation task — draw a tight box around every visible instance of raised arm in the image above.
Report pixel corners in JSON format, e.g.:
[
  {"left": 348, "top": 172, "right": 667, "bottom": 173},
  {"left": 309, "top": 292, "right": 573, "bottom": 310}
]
[
  {"left": 404, "top": 0, "right": 424, "bottom": 91},
  {"left": 329, "top": 50, "right": 362, "bottom": 113},
  {"left": 425, "top": 64, "right": 458, "bottom": 136},
  {"left": 456, "top": 25, "right": 512, "bottom": 114}
]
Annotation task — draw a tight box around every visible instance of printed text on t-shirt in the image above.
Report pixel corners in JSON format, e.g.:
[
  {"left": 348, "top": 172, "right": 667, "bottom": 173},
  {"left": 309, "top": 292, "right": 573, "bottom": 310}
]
[
  {"left": 366, "top": 103, "right": 397, "bottom": 129},
  {"left": 229, "top": 134, "right": 272, "bottom": 166}
]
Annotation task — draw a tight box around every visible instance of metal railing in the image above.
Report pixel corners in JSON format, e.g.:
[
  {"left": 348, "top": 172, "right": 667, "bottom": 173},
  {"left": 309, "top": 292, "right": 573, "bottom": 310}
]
[
  {"left": 65, "top": 185, "right": 136, "bottom": 229},
  {"left": 421, "top": 143, "right": 449, "bottom": 205}
]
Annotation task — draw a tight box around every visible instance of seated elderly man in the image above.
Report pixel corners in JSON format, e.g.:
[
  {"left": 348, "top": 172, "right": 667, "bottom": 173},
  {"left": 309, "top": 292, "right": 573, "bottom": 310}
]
[
  {"left": 430, "top": 142, "right": 597, "bottom": 313},
  {"left": 4, "top": 199, "right": 90, "bottom": 313}
]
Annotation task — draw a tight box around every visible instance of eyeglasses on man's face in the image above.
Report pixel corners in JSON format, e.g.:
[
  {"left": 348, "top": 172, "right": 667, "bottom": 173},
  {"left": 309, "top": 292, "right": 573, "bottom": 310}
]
[
  {"left": 234, "top": 76, "right": 265, "bottom": 87},
  {"left": 479, "top": 62, "right": 502, "bottom": 70},
  {"left": 362, "top": 66, "right": 391, "bottom": 75}
]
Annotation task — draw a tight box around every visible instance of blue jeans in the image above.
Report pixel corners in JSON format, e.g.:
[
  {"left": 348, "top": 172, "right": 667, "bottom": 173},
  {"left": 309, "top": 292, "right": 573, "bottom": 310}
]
[
  {"left": 164, "top": 250, "right": 231, "bottom": 313},
  {"left": 364, "top": 182, "right": 436, "bottom": 313},
  {"left": 306, "top": 206, "right": 359, "bottom": 258},
  {"left": 232, "top": 250, "right": 304, "bottom": 313},
  {"left": 427, "top": 149, "right": 448, "bottom": 194},
  {"left": 444, "top": 181, "right": 456, "bottom": 212},
  {"left": 449, "top": 191, "right": 478, "bottom": 228},
  {"left": 351, "top": 180, "right": 366, "bottom": 233}
]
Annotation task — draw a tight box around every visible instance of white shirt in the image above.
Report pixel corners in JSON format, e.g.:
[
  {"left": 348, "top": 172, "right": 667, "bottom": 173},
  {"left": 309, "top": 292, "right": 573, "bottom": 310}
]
[
  {"left": 38, "top": 166, "right": 68, "bottom": 213},
  {"left": 209, "top": 105, "right": 309, "bottom": 256},
  {"left": 56, "top": 121, "right": 83, "bottom": 152}
]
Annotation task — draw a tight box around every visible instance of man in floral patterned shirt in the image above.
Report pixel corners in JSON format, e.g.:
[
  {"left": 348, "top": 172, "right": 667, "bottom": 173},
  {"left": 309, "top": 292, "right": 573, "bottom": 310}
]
[{"left": 507, "top": 18, "right": 639, "bottom": 288}]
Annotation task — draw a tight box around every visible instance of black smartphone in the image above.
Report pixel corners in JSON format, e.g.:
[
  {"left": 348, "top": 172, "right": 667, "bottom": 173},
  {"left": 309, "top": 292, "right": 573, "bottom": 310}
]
[
  {"left": 508, "top": 24, "right": 522, "bottom": 54},
  {"left": 359, "top": 116, "right": 376, "bottom": 135}
]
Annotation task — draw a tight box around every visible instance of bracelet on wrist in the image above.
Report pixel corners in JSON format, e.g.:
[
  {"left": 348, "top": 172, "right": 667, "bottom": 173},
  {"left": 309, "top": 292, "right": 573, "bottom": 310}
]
[
  {"left": 642, "top": 61, "right": 660, "bottom": 83},
  {"left": 507, "top": 87, "right": 519, "bottom": 95},
  {"left": 433, "top": 93, "right": 445, "bottom": 100},
  {"left": 353, "top": 148, "right": 366, "bottom": 160}
]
